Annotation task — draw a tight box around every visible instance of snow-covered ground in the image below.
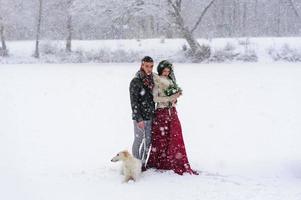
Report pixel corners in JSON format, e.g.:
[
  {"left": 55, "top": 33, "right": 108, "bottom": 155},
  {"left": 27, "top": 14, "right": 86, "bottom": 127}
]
[
  {"left": 1, "top": 37, "right": 301, "bottom": 64},
  {"left": 0, "top": 63, "right": 301, "bottom": 200}
]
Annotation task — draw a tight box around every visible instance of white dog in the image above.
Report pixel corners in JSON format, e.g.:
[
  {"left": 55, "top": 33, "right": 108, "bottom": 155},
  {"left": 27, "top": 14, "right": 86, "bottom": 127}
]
[{"left": 111, "top": 150, "right": 142, "bottom": 182}]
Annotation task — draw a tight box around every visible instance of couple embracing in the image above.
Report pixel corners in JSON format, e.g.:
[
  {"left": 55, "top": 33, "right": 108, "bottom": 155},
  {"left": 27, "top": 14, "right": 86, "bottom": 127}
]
[{"left": 130, "top": 56, "right": 198, "bottom": 175}]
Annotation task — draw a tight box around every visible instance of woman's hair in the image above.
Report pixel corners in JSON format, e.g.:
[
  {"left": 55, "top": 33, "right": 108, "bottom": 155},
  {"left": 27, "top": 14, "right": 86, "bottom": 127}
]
[
  {"left": 157, "top": 60, "right": 172, "bottom": 75},
  {"left": 157, "top": 60, "right": 177, "bottom": 84}
]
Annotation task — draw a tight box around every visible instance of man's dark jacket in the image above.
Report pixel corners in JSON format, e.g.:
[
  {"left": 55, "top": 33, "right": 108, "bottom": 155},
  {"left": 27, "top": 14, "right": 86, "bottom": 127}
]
[{"left": 129, "top": 75, "right": 155, "bottom": 122}]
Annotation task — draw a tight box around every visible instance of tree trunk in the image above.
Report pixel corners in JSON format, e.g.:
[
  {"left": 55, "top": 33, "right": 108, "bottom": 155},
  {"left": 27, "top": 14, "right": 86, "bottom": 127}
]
[
  {"left": 181, "top": 27, "right": 201, "bottom": 53},
  {"left": 66, "top": 14, "right": 72, "bottom": 52},
  {"left": 34, "top": 0, "right": 43, "bottom": 58},
  {"left": 0, "top": 15, "right": 7, "bottom": 53},
  {"left": 66, "top": 0, "right": 72, "bottom": 52},
  {"left": 1, "top": 24, "right": 7, "bottom": 51},
  {"left": 178, "top": 24, "right": 210, "bottom": 61},
  {"left": 242, "top": 2, "right": 247, "bottom": 37},
  {"left": 254, "top": 0, "right": 258, "bottom": 36},
  {"left": 232, "top": 0, "right": 238, "bottom": 37},
  {"left": 150, "top": 16, "right": 155, "bottom": 37},
  {"left": 221, "top": 0, "right": 226, "bottom": 37},
  {"left": 276, "top": 0, "right": 281, "bottom": 37}
]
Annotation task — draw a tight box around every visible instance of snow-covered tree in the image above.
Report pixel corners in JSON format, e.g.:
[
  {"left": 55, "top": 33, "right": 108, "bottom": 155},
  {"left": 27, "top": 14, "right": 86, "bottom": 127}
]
[
  {"left": 166, "top": 0, "right": 215, "bottom": 60},
  {"left": 1, "top": 0, "right": 301, "bottom": 41}
]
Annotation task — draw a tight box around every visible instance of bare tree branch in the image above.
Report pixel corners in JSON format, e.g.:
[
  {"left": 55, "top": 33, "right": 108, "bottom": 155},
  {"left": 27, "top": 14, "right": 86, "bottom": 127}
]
[
  {"left": 175, "top": 0, "right": 182, "bottom": 12},
  {"left": 167, "top": 0, "right": 184, "bottom": 27},
  {"left": 167, "top": 0, "right": 178, "bottom": 13},
  {"left": 190, "top": 0, "right": 216, "bottom": 33},
  {"left": 287, "top": 0, "right": 300, "bottom": 19}
]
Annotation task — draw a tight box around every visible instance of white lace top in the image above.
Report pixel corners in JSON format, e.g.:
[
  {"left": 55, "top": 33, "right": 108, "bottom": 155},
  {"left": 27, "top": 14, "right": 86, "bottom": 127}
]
[{"left": 152, "top": 74, "right": 178, "bottom": 109}]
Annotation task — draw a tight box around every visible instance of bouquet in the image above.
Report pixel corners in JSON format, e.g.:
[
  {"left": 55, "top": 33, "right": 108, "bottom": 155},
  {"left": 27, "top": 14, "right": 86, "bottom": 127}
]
[{"left": 164, "top": 83, "right": 182, "bottom": 96}]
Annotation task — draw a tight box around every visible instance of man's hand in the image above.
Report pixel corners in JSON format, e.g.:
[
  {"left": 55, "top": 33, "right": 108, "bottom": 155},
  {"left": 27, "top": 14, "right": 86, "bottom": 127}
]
[{"left": 137, "top": 121, "right": 145, "bottom": 129}]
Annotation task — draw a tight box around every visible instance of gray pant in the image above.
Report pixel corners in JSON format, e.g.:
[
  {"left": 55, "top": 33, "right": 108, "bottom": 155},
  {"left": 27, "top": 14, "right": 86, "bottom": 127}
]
[{"left": 132, "top": 120, "right": 152, "bottom": 165}]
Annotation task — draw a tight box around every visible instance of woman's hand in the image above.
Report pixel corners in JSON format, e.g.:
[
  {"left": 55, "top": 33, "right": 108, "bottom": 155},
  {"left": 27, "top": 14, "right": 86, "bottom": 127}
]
[
  {"left": 170, "top": 92, "right": 181, "bottom": 104},
  {"left": 174, "top": 92, "right": 182, "bottom": 98},
  {"left": 171, "top": 99, "right": 178, "bottom": 105}
]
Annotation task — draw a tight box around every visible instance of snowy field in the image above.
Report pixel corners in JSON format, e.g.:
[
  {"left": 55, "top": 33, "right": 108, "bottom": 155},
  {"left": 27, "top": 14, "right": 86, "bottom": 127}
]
[
  {"left": 1, "top": 37, "right": 301, "bottom": 64},
  {"left": 1, "top": 63, "right": 301, "bottom": 200}
]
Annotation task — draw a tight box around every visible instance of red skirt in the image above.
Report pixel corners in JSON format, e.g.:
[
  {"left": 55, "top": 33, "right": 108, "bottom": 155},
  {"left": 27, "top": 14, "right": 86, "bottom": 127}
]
[{"left": 146, "top": 107, "right": 198, "bottom": 175}]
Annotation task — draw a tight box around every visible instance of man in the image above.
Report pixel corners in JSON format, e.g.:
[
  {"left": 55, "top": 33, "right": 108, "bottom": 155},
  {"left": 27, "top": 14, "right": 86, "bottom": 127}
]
[{"left": 129, "top": 56, "right": 155, "bottom": 170}]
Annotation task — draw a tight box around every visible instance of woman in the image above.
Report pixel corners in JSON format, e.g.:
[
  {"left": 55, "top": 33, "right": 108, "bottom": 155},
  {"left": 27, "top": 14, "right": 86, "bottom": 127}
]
[{"left": 146, "top": 60, "right": 198, "bottom": 175}]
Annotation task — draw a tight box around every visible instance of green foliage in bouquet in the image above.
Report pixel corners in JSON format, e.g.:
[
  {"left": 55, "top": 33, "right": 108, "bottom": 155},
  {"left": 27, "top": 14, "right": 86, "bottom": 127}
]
[{"left": 164, "top": 83, "right": 182, "bottom": 96}]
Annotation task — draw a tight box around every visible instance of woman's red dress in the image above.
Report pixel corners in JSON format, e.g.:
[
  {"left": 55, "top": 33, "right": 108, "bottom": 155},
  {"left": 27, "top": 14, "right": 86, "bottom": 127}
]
[{"left": 146, "top": 107, "right": 198, "bottom": 175}]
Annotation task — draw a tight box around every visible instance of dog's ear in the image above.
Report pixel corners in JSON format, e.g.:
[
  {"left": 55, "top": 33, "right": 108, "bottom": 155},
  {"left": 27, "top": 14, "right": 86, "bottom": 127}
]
[{"left": 122, "top": 151, "right": 130, "bottom": 158}]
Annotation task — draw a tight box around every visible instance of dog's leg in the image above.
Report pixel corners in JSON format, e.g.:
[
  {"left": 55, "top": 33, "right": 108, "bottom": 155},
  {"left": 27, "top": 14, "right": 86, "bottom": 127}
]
[
  {"left": 123, "top": 176, "right": 135, "bottom": 183},
  {"left": 132, "top": 175, "right": 138, "bottom": 182},
  {"left": 123, "top": 176, "right": 130, "bottom": 183}
]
